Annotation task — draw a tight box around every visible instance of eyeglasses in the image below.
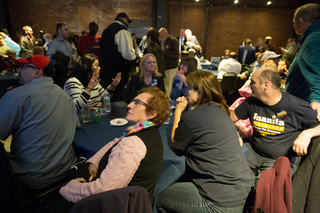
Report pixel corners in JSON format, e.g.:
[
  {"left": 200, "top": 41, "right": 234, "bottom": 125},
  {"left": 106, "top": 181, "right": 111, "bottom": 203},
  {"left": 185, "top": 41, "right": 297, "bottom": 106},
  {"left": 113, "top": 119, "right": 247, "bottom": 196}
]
[
  {"left": 131, "top": 99, "right": 148, "bottom": 107},
  {"left": 22, "top": 64, "right": 39, "bottom": 69},
  {"left": 60, "top": 28, "right": 69, "bottom": 31}
]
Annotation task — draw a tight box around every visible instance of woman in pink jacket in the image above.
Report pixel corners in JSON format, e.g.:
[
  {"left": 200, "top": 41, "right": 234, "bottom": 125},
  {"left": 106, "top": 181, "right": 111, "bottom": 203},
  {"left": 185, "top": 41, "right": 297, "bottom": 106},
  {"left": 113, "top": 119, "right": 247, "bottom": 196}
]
[{"left": 60, "top": 87, "right": 170, "bottom": 205}]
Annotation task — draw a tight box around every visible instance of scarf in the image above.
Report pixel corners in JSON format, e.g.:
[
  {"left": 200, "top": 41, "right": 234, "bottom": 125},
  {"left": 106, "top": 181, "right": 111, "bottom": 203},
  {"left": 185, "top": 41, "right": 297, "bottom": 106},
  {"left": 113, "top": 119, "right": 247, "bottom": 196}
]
[{"left": 123, "top": 121, "right": 155, "bottom": 137}]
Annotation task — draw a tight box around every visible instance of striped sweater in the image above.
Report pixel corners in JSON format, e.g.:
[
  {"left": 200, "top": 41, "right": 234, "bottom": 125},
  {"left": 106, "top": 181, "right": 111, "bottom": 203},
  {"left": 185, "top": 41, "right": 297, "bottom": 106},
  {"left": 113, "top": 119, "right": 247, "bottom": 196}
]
[{"left": 64, "top": 77, "right": 109, "bottom": 112}]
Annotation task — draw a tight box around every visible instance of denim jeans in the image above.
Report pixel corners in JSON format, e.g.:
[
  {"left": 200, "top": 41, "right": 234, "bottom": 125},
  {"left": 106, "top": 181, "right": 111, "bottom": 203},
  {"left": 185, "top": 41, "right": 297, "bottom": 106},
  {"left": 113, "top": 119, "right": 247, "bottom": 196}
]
[{"left": 157, "top": 182, "right": 244, "bottom": 213}]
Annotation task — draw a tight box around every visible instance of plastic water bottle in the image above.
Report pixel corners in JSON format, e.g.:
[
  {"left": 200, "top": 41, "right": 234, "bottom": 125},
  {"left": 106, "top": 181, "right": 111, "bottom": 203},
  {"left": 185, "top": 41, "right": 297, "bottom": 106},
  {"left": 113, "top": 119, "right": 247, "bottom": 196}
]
[{"left": 101, "top": 92, "right": 111, "bottom": 115}]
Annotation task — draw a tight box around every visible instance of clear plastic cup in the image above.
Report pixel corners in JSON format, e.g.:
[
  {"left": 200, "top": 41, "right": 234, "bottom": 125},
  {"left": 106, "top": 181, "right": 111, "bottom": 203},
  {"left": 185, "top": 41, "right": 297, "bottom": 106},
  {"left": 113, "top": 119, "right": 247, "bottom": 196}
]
[{"left": 81, "top": 108, "right": 90, "bottom": 123}]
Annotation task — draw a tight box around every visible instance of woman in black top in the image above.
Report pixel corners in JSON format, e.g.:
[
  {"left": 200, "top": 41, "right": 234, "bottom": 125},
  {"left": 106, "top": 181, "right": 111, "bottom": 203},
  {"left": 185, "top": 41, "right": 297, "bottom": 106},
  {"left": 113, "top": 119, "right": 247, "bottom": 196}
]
[
  {"left": 125, "top": 53, "right": 165, "bottom": 103},
  {"left": 157, "top": 71, "right": 254, "bottom": 213}
]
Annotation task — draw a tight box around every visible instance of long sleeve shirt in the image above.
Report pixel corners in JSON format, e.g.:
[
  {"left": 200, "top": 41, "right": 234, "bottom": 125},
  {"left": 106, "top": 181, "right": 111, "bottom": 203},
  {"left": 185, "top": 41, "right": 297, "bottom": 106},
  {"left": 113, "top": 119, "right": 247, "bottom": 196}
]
[
  {"left": 59, "top": 136, "right": 146, "bottom": 203},
  {"left": 46, "top": 36, "right": 73, "bottom": 64},
  {"left": 64, "top": 77, "right": 107, "bottom": 112},
  {"left": 162, "top": 35, "right": 179, "bottom": 70},
  {"left": 3, "top": 37, "right": 21, "bottom": 56}
]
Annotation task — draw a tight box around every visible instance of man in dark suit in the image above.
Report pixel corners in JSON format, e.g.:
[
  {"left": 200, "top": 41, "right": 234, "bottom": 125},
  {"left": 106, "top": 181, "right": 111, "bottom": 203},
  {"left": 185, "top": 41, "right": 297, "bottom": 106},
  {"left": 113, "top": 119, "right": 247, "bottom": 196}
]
[{"left": 237, "top": 38, "right": 256, "bottom": 65}]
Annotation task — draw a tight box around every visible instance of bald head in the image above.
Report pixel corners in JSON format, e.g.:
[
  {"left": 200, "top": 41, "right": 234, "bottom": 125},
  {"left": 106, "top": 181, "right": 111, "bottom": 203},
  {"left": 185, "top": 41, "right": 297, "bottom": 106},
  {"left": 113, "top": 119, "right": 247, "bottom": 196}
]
[
  {"left": 254, "top": 67, "right": 281, "bottom": 89},
  {"left": 229, "top": 52, "right": 237, "bottom": 59}
]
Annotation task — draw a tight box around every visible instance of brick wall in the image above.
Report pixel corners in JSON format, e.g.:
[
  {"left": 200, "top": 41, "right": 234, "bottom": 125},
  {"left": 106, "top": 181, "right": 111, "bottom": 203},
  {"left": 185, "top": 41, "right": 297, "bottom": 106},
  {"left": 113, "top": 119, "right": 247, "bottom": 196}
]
[
  {"left": 206, "top": 6, "right": 295, "bottom": 58},
  {"left": 165, "top": 2, "right": 295, "bottom": 58},
  {"left": 8, "top": 0, "right": 153, "bottom": 41},
  {"left": 8, "top": 0, "right": 295, "bottom": 59}
]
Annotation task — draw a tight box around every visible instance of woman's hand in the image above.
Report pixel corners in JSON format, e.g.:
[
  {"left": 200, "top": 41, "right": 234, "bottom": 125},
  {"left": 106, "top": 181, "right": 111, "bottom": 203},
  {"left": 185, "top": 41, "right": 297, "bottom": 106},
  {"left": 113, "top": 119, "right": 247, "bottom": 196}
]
[
  {"left": 177, "top": 71, "right": 187, "bottom": 85},
  {"left": 171, "top": 96, "right": 188, "bottom": 147},
  {"left": 110, "top": 72, "right": 121, "bottom": 90},
  {"left": 176, "top": 96, "right": 188, "bottom": 113},
  {"left": 86, "top": 72, "right": 100, "bottom": 93},
  {"left": 88, "top": 163, "right": 98, "bottom": 178}
]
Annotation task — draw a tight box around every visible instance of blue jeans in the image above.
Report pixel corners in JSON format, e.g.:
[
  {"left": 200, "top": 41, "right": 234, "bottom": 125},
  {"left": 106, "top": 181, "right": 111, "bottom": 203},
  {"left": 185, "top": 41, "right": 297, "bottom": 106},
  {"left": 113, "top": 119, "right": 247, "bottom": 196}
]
[{"left": 157, "top": 182, "right": 244, "bottom": 213}]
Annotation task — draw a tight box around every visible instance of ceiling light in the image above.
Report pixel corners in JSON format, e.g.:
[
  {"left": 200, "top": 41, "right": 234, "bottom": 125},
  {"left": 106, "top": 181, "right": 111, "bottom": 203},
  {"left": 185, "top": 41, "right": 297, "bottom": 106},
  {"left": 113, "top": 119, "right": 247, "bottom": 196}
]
[
  {"left": 267, "top": 1, "right": 272, "bottom": 5},
  {"left": 234, "top": 0, "right": 239, "bottom": 4},
  {"left": 195, "top": 0, "right": 199, "bottom": 2}
]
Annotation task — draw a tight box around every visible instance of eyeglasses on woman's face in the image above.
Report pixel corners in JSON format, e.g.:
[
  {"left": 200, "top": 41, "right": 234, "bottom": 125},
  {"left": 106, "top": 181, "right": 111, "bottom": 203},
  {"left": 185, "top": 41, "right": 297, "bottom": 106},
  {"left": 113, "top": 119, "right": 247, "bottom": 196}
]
[
  {"left": 130, "top": 99, "right": 148, "bottom": 108},
  {"left": 126, "top": 92, "right": 153, "bottom": 125}
]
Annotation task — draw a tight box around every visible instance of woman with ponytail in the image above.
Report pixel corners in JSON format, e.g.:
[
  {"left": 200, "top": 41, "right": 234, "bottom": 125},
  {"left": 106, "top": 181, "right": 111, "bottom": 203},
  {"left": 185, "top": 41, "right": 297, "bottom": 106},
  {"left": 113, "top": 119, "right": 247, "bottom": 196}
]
[{"left": 157, "top": 71, "right": 254, "bottom": 213}]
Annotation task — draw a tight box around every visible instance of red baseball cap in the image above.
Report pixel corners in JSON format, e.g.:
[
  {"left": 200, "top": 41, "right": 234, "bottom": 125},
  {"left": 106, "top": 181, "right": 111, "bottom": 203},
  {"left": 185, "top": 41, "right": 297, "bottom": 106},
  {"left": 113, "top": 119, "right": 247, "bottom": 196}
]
[{"left": 14, "top": 55, "right": 54, "bottom": 77}]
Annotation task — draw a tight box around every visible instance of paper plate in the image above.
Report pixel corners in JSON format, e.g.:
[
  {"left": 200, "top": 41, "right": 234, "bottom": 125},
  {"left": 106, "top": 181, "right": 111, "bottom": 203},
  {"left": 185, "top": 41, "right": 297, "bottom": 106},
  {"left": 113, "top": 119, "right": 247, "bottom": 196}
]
[{"left": 110, "top": 118, "right": 128, "bottom": 126}]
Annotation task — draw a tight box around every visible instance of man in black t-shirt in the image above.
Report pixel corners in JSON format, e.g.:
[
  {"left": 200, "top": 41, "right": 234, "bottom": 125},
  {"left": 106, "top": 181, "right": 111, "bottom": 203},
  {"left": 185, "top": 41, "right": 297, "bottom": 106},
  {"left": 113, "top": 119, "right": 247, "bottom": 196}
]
[{"left": 231, "top": 66, "right": 320, "bottom": 172}]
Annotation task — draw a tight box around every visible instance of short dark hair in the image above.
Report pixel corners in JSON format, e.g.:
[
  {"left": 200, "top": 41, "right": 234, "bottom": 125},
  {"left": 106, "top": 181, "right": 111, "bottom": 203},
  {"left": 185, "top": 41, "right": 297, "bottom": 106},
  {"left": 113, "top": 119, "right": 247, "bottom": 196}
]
[
  {"left": 264, "top": 39, "right": 271, "bottom": 45},
  {"left": 295, "top": 3, "right": 320, "bottom": 24},
  {"left": 89, "top": 21, "right": 97, "bottom": 27},
  {"left": 33, "top": 46, "right": 44, "bottom": 55},
  {"left": 146, "top": 27, "right": 159, "bottom": 43},
  {"left": 56, "top": 23, "right": 67, "bottom": 33},
  {"left": 259, "top": 68, "right": 281, "bottom": 89},
  {"left": 139, "top": 87, "right": 170, "bottom": 128}
]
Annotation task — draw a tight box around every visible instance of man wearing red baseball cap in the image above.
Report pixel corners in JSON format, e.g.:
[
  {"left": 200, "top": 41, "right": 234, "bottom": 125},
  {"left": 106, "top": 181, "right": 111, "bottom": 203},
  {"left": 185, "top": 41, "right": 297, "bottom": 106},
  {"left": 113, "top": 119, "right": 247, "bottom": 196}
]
[
  {"left": 14, "top": 55, "right": 54, "bottom": 85},
  {"left": 0, "top": 55, "right": 78, "bottom": 191}
]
